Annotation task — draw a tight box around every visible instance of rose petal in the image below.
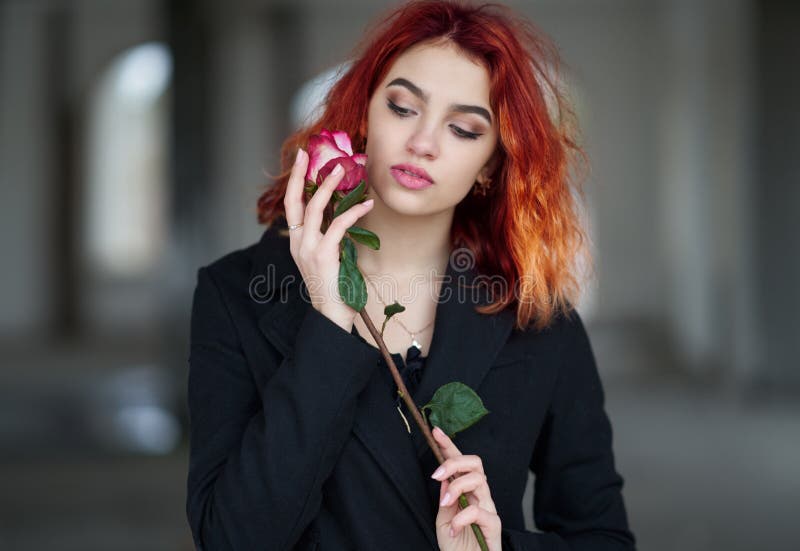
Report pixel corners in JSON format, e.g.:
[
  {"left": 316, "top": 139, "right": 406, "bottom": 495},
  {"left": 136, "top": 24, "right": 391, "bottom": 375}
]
[
  {"left": 340, "top": 163, "right": 368, "bottom": 192},
  {"left": 325, "top": 129, "right": 354, "bottom": 156},
  {"left": 317, "top": 156, "right": 354, "bottom": 187},
  {"left": 352, "top": 153, "right": 367, "bottom": 166},
  {"left": 306, "top": 133, "right": 346, "bottom": 182},
  {"left": 317, "top": 157, "right": 368, "bottom": 192}
]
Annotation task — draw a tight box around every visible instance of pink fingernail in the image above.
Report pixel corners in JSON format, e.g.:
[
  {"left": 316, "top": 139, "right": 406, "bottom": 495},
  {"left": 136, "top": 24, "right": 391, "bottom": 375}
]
[{"left": 332, "top": 164, "right": 344, "bottom": 175}]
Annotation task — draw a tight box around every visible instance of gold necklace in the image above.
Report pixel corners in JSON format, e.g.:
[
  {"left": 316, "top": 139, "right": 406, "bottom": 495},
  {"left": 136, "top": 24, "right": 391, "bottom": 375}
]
[{"left": 365, "top": 276, "right": 434, "bottom": 351}]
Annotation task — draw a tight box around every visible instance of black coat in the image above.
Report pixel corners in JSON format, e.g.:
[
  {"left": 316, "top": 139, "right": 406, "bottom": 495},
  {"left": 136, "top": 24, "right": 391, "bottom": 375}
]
[{"left": 186, "top": 222, "right": 636, "bottom": 550}]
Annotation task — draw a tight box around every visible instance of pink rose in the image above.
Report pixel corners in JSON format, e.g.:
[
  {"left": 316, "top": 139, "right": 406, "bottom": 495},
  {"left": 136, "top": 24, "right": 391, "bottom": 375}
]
[{"left": 305, "top": 129, "right": 368, "bottom": 192}]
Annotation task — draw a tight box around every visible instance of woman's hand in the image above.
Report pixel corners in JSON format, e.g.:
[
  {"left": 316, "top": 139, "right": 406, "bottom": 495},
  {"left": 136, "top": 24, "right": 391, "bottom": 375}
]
[
  {"left": 283, "top": 148, "right": 374, "bottom": 331},
  {"left": 431, "top": 426, "right": 503, "bottom": 551}
]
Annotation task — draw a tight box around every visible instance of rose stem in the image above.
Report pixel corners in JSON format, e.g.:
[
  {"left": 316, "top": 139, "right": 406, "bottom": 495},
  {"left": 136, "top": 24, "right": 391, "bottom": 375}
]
[{"left": 358, "top": 308, "right": 489, "bottom": 551}]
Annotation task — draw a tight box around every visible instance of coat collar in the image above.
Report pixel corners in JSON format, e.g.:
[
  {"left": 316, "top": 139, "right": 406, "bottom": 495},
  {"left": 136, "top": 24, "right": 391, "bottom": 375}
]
[{"left": 249, "top": 221, "right": 515, "bottom": 548}]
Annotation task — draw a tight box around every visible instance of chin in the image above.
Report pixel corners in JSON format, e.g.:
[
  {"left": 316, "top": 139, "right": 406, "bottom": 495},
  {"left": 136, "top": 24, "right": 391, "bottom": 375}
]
[
  {"left": 376, "top": 184, "right": 431, "bottom": 211},
  {"left": 388, "top": 198, "right": 445, "bottom": 219}
]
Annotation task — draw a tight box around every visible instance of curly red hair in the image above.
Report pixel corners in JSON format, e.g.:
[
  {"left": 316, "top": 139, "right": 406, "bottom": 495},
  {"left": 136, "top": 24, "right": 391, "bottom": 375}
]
[{"left": 256, "top": 0, "right": 593, "bottom": 332}]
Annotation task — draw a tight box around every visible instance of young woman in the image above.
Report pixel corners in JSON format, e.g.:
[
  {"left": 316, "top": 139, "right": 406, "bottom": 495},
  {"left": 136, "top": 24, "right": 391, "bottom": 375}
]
[{"left": 186, "top": 1, "right": 636, "bottom": 550}]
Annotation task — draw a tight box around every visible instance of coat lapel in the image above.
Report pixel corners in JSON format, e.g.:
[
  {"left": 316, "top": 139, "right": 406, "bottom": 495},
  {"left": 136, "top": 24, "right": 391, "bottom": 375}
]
[{"left": 249, "top": 224, "right": 515, "bottom": 548}]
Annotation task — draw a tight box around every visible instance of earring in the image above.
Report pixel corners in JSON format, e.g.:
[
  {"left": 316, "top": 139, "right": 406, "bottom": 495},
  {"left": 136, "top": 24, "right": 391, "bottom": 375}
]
[{"left": 472, "top": 175, "right": 492, "bottom": 196}]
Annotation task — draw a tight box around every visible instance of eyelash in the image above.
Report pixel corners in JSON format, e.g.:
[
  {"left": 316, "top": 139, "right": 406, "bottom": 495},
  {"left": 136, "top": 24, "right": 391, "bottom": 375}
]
[{"left": 387, "top": 100, "right": 481, "bottom": 140}]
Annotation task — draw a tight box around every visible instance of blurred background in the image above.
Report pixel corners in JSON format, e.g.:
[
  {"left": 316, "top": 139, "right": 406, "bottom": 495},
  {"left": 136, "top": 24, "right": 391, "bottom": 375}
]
[{"left": 1, "top": 0, "right": 798, "bottom": 549}]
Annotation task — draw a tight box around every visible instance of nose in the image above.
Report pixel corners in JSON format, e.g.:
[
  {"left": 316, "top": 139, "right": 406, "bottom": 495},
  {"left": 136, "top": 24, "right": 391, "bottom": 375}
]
[{"left": 405, "top": 124, "right": 439, "bottom": 159}]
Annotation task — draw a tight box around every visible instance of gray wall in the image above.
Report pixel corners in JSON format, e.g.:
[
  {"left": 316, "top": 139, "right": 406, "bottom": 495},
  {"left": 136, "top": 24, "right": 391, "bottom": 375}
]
[{"left": 0, "top": 0, "right": 796, "bottom": 383}]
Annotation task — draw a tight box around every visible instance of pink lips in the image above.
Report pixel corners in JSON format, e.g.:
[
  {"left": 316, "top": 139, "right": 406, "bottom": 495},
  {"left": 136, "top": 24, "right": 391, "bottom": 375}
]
[{"left": 390, "top": 164, "right": 434, "bottom": 190}]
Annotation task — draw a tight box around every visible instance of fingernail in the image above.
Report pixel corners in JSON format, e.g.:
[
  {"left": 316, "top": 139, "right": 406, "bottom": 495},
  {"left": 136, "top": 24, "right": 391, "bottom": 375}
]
[
  {"left": 440, "top": 492, "right": 451, "bottom": 506},
  {"left": 449, "top": 526, "right": 455, "bottom": 538},
  {"left": 295, "top": 149, "right": 302, "bottom": 162},
  {"left": 363, "top": 199, "right": 374, "bottom": 206},
  {"left": 332, "top": 164, "right": 344, "bottom": 175},
  {"left": 431, "top": 466, "right": 445, "bottom": 480}
]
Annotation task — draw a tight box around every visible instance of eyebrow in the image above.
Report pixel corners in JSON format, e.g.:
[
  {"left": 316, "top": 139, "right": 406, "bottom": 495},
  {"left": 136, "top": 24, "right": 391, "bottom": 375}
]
[{"left": 386, "top": 77, "right": 493, "bottom": 125}]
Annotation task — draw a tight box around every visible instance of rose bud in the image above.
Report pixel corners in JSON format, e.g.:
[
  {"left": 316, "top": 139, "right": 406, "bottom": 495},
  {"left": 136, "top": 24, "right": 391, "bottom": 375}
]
[{"left": 305, "top": 128, "right": 368, "bottom": 192}]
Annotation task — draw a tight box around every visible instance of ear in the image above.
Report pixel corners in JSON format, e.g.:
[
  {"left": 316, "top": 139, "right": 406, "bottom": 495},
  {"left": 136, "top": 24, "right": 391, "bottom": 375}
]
[{"left": 478, "top": 149, "right": 500, "bottom": 181}]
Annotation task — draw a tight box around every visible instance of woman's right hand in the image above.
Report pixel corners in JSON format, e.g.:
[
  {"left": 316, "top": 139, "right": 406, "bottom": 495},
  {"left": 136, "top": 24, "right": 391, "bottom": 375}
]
[{"left": 283, "top": 148, "right": 375, "bottom": 332}]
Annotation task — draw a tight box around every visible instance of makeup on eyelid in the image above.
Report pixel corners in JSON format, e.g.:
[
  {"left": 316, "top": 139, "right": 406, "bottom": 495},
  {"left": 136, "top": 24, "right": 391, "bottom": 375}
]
[{"left": 386, "top": 98, "right": 483, "bottom": 140}]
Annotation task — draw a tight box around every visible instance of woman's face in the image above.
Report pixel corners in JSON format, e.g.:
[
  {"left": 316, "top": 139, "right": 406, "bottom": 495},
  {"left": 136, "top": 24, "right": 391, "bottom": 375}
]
[{"left": 364, "top": 41, "right": 498, "bottom": 216}]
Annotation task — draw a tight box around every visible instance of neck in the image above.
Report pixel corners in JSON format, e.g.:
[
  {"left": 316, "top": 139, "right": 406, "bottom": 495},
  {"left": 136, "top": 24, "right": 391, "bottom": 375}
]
[{"left": 352, "top": 196, "right": 453, "bottom": 284}]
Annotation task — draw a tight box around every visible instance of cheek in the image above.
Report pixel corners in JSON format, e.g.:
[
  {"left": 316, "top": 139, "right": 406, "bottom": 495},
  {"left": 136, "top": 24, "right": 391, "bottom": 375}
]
[
  {"left": 447, "top": 158, "right": 485, "bottom": 191},
  {"left": 364, "top": 136, "right": 391, "bottom": 185},
  {"left": 365, "top": 135, "right": 386, "bottom": 167},
  {"left": 365, "top": 126, "right": 402, "bottom": 167},
  {"left": 366, "top": 100, "right": 393, "bottom": 138}
]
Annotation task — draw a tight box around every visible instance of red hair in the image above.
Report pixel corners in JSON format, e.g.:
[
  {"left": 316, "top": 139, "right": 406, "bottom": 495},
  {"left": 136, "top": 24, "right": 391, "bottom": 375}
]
[{"left": 256, "top": 0, "right": 593, "bottom": 332}]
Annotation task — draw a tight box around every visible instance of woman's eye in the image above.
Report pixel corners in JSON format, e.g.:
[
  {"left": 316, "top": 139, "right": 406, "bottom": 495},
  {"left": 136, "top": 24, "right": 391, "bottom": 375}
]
[
  {"left": 388, "top": 99, "right": 481, "bottom": 140},
  {"left": 387, "top": 100, "right": 412, "bottom": 117},
  {"left": 450, "top": 125, "right": 480, "bottom": 140}
]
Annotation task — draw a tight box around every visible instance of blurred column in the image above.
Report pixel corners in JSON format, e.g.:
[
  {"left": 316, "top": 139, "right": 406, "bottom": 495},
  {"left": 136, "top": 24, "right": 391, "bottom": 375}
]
[
  {"left": 167, "top": 0, "right": 306, "bottom": 273},
  {"left": 163, "top": 0, "right": 215, "bottom": 394},
  {"left": 705, "top": 0, "right": 759, "bottom": 388},
  {"left": 755, "top": 0, "right": 800, "bottom": 391},
  {"left": 164, "top": 0, "right": 308, "bottom": 384},
  {"left": 0, "top": 1, "right": 61, "bottom": 337},
  {"left": 204, "top": 3, "right": 287, "bottom": 257},
  {"left": 165, "top": 0, "right": 213, "bottom": 303},
  {"left": 655, "top": 0, "right": 758, "bottom": 383}
]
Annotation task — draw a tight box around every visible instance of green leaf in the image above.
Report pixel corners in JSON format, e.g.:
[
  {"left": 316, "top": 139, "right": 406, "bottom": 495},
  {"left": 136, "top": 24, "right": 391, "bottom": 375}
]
[
  {"left": 380, "top": 301, "right": 405, "bottom": 336},
  {"left": 341, "top": 235, "right": 358, "bottom": 263},
  {"left": 333, "top": 181, "right": 366, "bottom": 218},
  {"left": 338, "top": 238, "right": 367, "bottom": 311},
  {"left": 346, "top": 225, "right": 380, "bottom": 250},
  {"left": 421, "top": 382, "right": 490, "bottom": 438},
  {"left": 384, "top": 302, "right": 405, "bottom": 317}
]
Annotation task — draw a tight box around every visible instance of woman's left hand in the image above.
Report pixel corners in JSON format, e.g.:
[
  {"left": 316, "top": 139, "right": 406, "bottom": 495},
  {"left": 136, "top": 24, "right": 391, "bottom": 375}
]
[{"left": 431, "top": 426, "right": 503, "bottom": 551}]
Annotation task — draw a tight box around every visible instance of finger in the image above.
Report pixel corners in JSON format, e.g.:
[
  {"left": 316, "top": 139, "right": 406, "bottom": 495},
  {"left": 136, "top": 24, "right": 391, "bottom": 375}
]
[
  {"left": 435, "top": 479, "right": 457, "bottom": 532},
  {"left": 432, "top": 426, "right": 463, "bottom": 461},
  {"left": 438, "top": 478, "right": 450, "bottom": 508},
  {"left": 441, "top": 472, "right": 493, "bottom": 507},
  {"left": 318, "top": 198, "right": 374, "bottom": 252},
  {"left": 283, "top": 148, "right": 310, "bottom": 230},
  {"left": 431, "top": 455, "right": 486, "bottom": 482},
  {"left": 303, "top": 162, "right": 346, "bottom": 243},
  {"left": 450, "top": 505, "right": 502, "bottom": 538},
  {"left": 438, "top": 478, "right": 458, "bottom": 512}
]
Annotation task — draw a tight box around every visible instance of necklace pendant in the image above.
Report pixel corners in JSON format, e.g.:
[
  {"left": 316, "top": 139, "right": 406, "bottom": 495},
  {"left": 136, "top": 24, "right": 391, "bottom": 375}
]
[{"left": 411, "top": 338, "right": 422, "bottom": 350}]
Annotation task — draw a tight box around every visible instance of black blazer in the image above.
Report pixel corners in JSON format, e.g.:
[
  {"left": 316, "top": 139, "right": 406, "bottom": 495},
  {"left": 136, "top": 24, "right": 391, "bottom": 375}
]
[{"left": 186, "top": 221, "right": 636, "bottom": 550}]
